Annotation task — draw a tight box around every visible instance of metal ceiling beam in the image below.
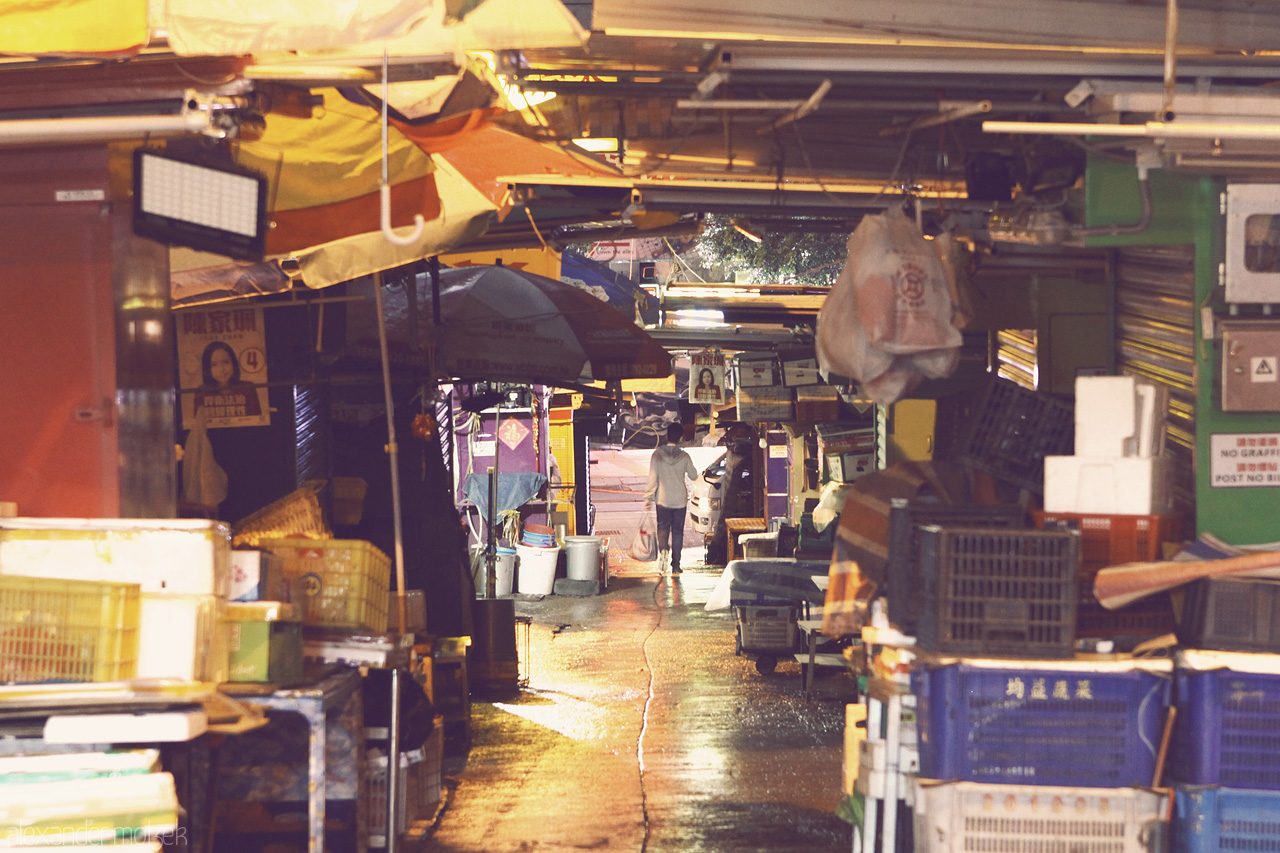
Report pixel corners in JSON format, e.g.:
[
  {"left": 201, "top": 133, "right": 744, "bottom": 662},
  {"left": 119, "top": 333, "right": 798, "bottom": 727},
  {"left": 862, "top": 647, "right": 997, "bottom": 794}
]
[
  {"left": 714, "top": 46, "right": 1280, "bottom": 82},
  {"left": 593, "top": 0, "right": 1280, "bottom": 54},
  {"left": 647, "top": 326, "right": 809, "bottom": 351}
]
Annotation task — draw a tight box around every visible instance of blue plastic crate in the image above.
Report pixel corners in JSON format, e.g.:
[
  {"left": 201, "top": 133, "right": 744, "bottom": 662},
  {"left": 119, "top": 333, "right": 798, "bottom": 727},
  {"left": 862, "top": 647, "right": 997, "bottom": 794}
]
[
  {"left": 915, "top": 660, "right": 1172, "bottom": 787},
  {"left": 1174, "top": 786, "right": 1280, "bottom": 853},
  {"left": 1171, "top": 665, "right": 1280, "bottom": 790}
]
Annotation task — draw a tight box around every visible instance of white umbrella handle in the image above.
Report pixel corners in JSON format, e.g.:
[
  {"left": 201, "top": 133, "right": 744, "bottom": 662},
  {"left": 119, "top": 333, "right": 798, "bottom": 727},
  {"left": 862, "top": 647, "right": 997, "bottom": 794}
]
[
  {"left": 380, "top": 184, "right": 425, "bottom": 246},
  {"left": 380, "top": 50, "right": 425, "bottom": 247}
]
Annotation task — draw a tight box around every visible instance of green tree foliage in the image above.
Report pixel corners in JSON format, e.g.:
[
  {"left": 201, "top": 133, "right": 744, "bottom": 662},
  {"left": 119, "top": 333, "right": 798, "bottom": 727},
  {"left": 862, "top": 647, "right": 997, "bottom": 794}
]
[{"left": 694, "top": 214, "right": 849, "bottom": 285}]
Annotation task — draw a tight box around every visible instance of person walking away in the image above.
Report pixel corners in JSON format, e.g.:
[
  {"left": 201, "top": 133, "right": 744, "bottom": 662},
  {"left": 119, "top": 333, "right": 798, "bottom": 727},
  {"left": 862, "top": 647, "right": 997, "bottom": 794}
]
[{"left": 645, "top": 422, "right": 699, "bottom": 575}]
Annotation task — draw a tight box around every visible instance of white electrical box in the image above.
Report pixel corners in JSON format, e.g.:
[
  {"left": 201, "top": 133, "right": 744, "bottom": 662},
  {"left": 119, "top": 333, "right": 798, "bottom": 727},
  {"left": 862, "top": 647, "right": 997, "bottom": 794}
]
[{"left": 1225, "top": 183, "right": 1280, "bottom": 303}]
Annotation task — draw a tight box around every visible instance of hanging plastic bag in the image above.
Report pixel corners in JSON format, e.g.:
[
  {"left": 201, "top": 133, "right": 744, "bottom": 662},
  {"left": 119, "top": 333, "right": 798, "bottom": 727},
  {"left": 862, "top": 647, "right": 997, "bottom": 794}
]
[
  {"left": 182, "top": 407, "right": 228, "bottom": 509},
  {"left": 851, "top": 207, "right": 961, "bottom": 353},
  {"left": 629, "top": 511, "right": 658, "bottom": 562},
  {"left": 817, "top": 207, "right": 963, "bottom": 406}
]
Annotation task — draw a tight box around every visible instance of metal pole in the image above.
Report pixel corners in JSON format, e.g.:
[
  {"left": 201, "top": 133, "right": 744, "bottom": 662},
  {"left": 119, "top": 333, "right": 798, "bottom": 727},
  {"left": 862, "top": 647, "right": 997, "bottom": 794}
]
[
  {"left": 429, "top": 256, "right": 441, "bottom": 327},
  {"left": 1162, "top": 0, "right": 1180, "bottom": 121},
  {"left": 372, "top": 271, "right": 408, "bottom": 633},
  {"left": 486, "top": 465, "right": 498, "bottom": 599},
  {"left": 486, "top": 398, "right": 502, "bottom": 599},
  {"left": 386, "top": 666, "right": 401, "bottom": 853}
]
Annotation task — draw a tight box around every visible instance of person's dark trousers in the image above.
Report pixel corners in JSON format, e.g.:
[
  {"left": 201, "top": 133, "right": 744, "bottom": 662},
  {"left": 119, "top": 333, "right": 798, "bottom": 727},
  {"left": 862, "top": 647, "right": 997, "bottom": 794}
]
[{"left": 655, "top": 505, "right": 687, "bottom": 571}]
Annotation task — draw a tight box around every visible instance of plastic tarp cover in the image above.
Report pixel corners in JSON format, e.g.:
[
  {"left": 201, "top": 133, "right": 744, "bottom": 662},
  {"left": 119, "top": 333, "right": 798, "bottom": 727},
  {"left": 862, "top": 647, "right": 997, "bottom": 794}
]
[
  {"left": 463, "top": 471, "right": 547, "bottom": 515},
  {"left": 704, "top": 559, "right": 830, "bottom": 611},
  {"left": 560, "top": 252, "right": 660, "bottom": 327},
  {"left": 162, "top": 0, "right": 439, "bottom": 56}
]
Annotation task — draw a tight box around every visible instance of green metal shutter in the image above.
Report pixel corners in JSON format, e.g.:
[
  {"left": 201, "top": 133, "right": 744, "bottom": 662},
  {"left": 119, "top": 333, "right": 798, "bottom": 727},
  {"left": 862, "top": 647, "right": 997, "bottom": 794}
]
[{"left": 1114, "top": 245, "right": 1197, "bottom": 515}]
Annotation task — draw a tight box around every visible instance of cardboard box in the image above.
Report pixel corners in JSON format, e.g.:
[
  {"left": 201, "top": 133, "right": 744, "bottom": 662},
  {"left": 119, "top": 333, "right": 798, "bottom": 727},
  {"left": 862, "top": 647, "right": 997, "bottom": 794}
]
[
  {"left": 783, "top": 358, "right": 822, "bottom": 386},
  {"left": 736, "top": 385, "right": 793, "bottom": 423},
  {"left": 225, "top": 601, "right": 303, "bottom": 683},
  {"left": 230, "top": 549, "right": 288, "bottom": 602},
  {"left": 828, "top": 452, "right": 875, "bottom": 483},
  {"left": 735, "top": 354, "right": 779, "bottom": 388},
  {"left": 816, "top": 423, "right": 876, "bottom": 457},
  {"left": 794, "top": 385, "right": 840, "bottom": 423}
]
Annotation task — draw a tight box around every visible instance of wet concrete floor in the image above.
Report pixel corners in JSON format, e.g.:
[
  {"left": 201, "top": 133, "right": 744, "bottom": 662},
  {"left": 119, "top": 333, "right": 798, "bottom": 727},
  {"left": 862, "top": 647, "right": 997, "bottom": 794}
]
[{"left": 423, "top": 564, "right": 856, "bottom": 853}]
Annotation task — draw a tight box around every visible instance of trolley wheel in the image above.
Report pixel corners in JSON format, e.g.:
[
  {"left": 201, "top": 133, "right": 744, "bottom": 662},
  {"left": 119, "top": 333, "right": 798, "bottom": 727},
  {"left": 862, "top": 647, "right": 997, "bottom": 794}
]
[{"left": 754, "top": 655, "right": 777, "bottom": 675}]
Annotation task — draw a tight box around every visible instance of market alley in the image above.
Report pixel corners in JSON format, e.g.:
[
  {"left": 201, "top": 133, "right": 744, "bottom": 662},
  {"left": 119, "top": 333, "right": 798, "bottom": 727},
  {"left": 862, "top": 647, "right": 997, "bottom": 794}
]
[{"left": 425, "top": 563, "right": 854, "bottom": 853}]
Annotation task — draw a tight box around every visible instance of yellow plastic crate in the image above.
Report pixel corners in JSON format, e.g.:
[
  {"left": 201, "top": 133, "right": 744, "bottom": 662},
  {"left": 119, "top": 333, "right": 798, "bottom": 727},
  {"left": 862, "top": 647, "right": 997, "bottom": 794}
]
[
  {"left": 258, "top": 539, "right": 390, "bottom": 633},
  {"left": 0, "top": 575, "right": 140, "bottom": 682}
]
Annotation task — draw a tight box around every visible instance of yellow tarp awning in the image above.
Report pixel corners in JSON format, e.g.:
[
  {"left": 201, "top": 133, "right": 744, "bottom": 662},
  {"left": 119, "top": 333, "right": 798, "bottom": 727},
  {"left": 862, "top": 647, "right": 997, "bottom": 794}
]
[
  {"left": 163, "top": 0, "right": 586, "bottom": 58},
  {"left": 0, "top": 0, "right": 148, "bottom": 56}
]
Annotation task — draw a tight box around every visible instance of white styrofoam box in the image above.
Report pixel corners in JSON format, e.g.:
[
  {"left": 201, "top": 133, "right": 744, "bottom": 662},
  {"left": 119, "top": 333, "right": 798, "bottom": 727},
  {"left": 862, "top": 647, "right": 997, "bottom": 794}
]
[
  {"left": 1043, "top": 455, "right": 1170, "bottom": 515},
  {"left": 1073, "top": 376, "right": 1167, "bottom": 458},
  {"left": 0, "top": 518, "right": 231, "bottom": 597},
  {"left": 859, "top": 739, "right": 920, "bottom": 773},
  {"left": 1074, "top": 376, "right": 1138, "bottom": 457},
  {"left": 1134, "top": 381, "right": 1168, "bottom": 458},
  {"left": 856, "top": 765, "right": 889, "bottom": 798},
  {"left": 861, "top": 738, "right": 888, "bottom": 770},
  {"left": 137, "top": 593, "right": 228, "bottom": 682},
  {"left": 913, "top": 779, "right": 1168, "bottom": 853}
]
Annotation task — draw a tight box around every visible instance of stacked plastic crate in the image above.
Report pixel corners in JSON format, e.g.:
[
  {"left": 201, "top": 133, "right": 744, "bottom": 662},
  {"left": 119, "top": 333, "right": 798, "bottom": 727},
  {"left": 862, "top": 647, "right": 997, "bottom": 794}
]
[
  {"left": 1039, "top": 375, "right": 1180, "bottom": 643},
  {"left": 901, "top": 379, "right": 1172, "bottom": 851},
  {"left": 1166, "top": 634, "right": 1280, "bottom": 848},
  {"left": 0, "top": 518, "right": 233, "bottom": 682}
]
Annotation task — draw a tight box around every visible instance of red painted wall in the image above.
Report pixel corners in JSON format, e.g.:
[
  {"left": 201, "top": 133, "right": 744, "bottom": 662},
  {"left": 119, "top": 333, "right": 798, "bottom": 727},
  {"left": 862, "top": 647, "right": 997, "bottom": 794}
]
[{"left": 0, "top": 146, "right": 120, "bottom": 517}]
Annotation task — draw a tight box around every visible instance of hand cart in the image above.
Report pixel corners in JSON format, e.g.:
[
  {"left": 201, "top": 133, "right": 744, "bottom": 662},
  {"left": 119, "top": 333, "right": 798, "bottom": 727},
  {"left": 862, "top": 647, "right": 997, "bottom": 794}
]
[{"left": 734, "top": 603, "right": 800, "bottom": 674}]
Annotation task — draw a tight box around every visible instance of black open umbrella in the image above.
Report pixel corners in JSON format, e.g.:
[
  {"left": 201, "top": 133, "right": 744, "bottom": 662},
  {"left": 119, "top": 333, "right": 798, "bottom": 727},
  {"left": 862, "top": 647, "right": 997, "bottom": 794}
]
[{"left": 345, "top": 264, "right": 673, "bottom": 385}]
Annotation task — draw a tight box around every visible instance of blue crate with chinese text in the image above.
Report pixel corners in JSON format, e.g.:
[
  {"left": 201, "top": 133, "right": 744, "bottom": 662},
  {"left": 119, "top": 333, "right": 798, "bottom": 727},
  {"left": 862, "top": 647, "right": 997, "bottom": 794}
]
[{"left": 915, "top": 658, "right": 1173, "bottom": 788}]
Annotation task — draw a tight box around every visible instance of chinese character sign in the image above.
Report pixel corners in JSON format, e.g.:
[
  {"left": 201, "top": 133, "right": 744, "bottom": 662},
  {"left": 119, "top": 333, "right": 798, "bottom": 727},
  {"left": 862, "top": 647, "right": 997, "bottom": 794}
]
[
  {"left": 177, "top": 307, "right": 270, "bottom": 430},
  {"left": 689, "top": 350, "right": 726, "bottom": 405}
]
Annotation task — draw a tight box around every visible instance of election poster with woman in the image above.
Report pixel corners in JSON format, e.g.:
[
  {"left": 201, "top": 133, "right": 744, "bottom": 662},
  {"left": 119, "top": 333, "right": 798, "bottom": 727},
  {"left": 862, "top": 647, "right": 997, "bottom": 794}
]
[
  {"left": 176, "top": 306, "right": 270, "bottom": 429},
  {"left": 689, "top": 349, "right": 725, "bottom": 405}
]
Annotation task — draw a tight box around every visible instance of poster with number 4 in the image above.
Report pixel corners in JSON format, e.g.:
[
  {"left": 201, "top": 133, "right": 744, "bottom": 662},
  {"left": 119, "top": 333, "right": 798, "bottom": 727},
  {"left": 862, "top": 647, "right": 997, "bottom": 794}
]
[{"left": 177, "top": 306, "right": 270, "bottom": 430}]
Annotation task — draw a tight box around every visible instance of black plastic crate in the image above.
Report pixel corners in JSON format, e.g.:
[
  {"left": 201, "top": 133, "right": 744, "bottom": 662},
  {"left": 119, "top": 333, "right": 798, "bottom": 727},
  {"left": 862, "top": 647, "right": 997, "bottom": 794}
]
[
  {"left": 1178, "top": 576, "right": 1280, "bottom": 652},
  {"left": 915, "top": 525, "right": 1080, "bottom": 658},
  {"left": 1076, "top": 581, "right": 1175, "bottom": 640},
  {"left": 884, "top": 499, "right": 1026, "bottom": 635},
  {"left": 955, "top": 378, "right": 1074, "bottom": 494}
]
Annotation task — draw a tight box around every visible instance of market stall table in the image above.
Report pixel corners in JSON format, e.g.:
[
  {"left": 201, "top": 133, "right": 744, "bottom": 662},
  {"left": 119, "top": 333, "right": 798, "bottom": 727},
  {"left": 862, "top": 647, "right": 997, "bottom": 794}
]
[
  {"left": 795, "top": 620, "right": 858, "bottom": 700},
  {"left": 221, "top": 666, "right": 367, "bottom": 853}
]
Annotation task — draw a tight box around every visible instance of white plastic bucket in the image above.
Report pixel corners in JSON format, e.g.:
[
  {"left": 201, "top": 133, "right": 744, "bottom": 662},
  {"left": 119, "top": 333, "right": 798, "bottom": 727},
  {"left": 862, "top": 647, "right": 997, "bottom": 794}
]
[
  {"left": 515, "top": 544, "right": 560, "bottom": 595},
  {"left": 471, "top": 546, "right": 516, "bottom": 597},
  {"left": 563, "top": 535, "right": 604, "bottom": 582}
]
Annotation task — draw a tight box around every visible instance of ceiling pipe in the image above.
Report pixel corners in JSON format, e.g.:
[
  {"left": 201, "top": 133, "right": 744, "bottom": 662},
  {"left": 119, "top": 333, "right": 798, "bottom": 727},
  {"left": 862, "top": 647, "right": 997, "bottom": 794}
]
[
  {"left": 0, "top": 111, "right": 213, "bottom": 146},
  {"left": 1162, "top": 0, "right": 1180, "bottom": 122},
  {"left": 984, "top": 119, "right": 1280, "bottom": 140},
  {"left": 759, "top": 79, "right": 833, "bottom": 134},
  {"left": 880, "top": 99, "right": 992, "bottom": 137}
]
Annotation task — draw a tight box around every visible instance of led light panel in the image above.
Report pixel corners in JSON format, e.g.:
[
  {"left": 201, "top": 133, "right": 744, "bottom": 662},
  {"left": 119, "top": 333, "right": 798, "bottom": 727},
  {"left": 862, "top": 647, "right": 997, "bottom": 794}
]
[{"left": 132, "top": 148, "right": 268, "bottom": 261}]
